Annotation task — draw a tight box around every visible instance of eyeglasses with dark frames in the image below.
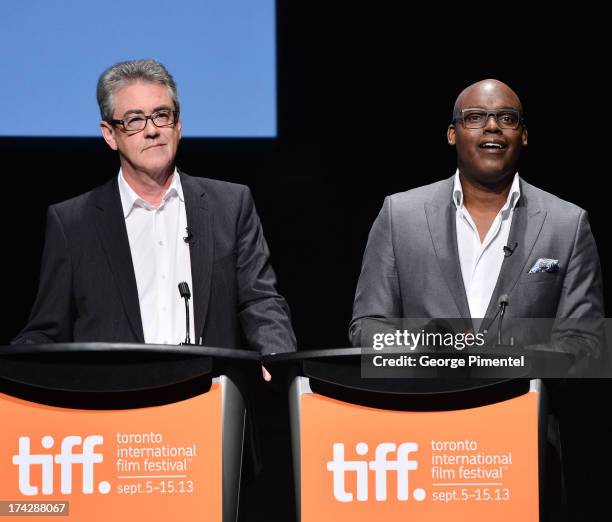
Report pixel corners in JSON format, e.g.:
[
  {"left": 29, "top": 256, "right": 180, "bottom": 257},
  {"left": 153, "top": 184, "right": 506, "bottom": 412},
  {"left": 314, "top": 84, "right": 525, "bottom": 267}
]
[
  {"left": 454, "top": 108, "right": 523, "bottom": 130},
  {"left": 110, "top": 109, "right": 178, "bottom": 132}
]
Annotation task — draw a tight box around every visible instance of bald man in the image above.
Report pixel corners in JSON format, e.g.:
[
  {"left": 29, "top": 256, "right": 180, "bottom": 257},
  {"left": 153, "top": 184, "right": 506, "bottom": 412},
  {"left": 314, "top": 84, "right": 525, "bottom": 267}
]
[{"left": 350, "top": 80, "right": 604, "bottom": 357}]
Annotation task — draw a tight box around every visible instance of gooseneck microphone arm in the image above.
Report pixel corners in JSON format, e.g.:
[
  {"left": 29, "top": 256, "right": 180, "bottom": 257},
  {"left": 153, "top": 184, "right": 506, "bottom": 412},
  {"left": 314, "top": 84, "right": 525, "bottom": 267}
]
[
  {"left": 497, "top": 294, "right": 510, "bottom": 346},
  {"left": 178, "top": 282, "right": 192, "bottom": 345},
  {"left": 481, "top": 294, "right": 511, "bottom": 345}
]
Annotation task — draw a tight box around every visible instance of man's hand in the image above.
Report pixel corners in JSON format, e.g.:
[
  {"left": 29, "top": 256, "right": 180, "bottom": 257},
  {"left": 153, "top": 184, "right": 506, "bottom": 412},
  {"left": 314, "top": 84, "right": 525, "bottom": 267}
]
[{"left": 262, "top": 365, "right": 272, "bottom": 382}]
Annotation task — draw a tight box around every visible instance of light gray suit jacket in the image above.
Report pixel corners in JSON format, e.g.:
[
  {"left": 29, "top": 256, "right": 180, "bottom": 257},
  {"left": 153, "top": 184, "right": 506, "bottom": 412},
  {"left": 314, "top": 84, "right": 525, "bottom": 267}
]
[{"left": 350, "top": 176, "right": 604, "bottom": 359}]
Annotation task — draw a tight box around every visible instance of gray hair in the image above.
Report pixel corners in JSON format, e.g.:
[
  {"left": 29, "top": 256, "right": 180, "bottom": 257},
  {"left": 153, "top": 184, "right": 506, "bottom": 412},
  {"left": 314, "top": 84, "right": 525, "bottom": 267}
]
[{"left": 96, "top": 59, "right": 180, "bottom": 122}]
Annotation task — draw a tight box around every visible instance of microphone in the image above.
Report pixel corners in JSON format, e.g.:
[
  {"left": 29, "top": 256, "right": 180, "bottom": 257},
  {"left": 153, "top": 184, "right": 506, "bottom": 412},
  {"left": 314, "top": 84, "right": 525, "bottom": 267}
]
[
  {"left": 178, "top": 282, "right": 191, "bottom": 345},
  {"left": 497, "top": 294, "right": 510, "bottom": 345},
  {"left": 503, "top": 242, "right": 518, "bottom": 257},
  {"left": 183, "top": 226, "right": 194, "bottom": 245}
]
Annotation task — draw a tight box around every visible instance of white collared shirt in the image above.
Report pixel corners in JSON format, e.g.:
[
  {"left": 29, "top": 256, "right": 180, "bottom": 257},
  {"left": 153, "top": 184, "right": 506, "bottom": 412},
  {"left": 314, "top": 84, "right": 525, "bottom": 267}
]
[
  {"left": 453, "top": 170, "right": 521, "bottom": 319},
  {"left": 118, "top": 169, "right": 194, "bottom": 344}
]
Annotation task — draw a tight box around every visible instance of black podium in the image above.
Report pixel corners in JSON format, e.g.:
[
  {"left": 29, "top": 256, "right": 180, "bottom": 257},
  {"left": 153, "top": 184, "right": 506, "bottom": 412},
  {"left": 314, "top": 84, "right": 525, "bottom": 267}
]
[
  {"left": 266, "top": 348, "right": 550, "bottom": 522},
  {"left": 0, "top": 343, "right": 259, "bottom": 522}
]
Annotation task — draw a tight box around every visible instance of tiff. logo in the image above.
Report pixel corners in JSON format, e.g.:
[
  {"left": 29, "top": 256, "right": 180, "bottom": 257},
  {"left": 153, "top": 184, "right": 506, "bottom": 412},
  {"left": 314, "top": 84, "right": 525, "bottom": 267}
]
[
  {"left": 326, "top": 442, "right": 426, "bottom": 502},
  {"left": 12, "top": 435, "right": 110, "bottom": 496}
]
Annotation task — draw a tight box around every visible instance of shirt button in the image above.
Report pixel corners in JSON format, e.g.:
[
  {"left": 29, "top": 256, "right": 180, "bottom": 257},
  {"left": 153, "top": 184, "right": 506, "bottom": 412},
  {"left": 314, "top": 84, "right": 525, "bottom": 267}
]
[
  {"left": 161, "top": 275, "right": 166, "bottom": 280},
  {"left": 158, "top": 240, "right": 164, "bottom": 246}
]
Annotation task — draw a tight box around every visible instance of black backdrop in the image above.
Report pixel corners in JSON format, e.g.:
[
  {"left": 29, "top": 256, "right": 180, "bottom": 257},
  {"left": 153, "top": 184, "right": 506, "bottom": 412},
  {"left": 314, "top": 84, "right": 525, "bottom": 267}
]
[{"left": 1, "top": 1, "right": 609, "bottom": 520}]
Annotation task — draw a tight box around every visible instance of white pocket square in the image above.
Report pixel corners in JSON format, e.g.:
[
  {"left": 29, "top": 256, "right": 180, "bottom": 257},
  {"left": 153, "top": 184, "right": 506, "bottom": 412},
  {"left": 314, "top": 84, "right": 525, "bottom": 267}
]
[{"left": 529, "top": 258, "right": 559, "bottom": 274}]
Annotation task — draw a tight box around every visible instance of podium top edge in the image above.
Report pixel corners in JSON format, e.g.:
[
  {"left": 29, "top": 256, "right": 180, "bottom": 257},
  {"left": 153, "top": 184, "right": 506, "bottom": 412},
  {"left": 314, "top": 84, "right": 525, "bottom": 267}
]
[
  {"left": 263, "top": 347, "right": 362, "bottom": 362},
  {"left": 262, "top": 346, "right": 575, "bottom": 364},
  {"left": 0, "top": 343, "right": 261, "bottom": 361}
]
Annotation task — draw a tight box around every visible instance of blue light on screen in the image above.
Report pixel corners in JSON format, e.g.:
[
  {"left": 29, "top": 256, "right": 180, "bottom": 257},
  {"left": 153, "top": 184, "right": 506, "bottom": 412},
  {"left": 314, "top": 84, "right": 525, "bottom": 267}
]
[{"left": 0, "top": 0, "right": 276, "bottom": 137}]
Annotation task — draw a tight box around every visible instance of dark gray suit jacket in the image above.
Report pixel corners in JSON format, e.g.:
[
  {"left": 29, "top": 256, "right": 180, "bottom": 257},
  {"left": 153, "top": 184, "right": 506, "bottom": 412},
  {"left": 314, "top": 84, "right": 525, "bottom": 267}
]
[
  {"left": 13, "top": 171, "right": 296, "bottom": 354},
  {"left": 350, "top": 176, "right": 604, "bottom": 358}
]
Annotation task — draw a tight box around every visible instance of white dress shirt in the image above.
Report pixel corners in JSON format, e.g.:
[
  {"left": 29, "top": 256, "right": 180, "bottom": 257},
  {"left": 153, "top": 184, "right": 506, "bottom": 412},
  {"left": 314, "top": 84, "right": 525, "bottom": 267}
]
[
  {"left": 453, "top": 170, "right": 521, "bottom": 320},
  {"left": 118, "top": 169, "right": 195, "bottom": 344}
]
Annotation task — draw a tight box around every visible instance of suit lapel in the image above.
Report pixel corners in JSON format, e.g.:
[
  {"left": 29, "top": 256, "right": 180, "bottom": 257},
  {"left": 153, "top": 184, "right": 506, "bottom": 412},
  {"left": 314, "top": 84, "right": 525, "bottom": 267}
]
[
  {"left": 482, "top": 185, "right": 547, "bottom": 319},
  {"left": 425, "top": 179, "right": 472, "bottom": 321},
  {"left": 92, "top": 179, "right": 144, "bottom": 342},
  {"left": 180, "top": 172, "right": 214, "bottom": 342}
]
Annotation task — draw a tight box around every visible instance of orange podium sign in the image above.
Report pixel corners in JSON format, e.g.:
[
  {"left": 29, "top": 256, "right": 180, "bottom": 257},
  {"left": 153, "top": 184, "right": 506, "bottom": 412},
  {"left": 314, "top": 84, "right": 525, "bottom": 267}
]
[
  {"left": 0, "top": 385, "right": 221, "bottom": 521},
  {"left": 301, "top": 390, "right": 538, "bottom": 522}
]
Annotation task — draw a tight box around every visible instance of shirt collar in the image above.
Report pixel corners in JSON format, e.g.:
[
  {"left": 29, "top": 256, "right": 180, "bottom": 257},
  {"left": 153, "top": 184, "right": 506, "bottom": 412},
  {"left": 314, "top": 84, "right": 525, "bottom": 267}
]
[
  {"left": 452, "top": 169, "right": 521, "bottom": 215},
  {"left": 118, "top": 168, "right": 184, "bottom": 218}
]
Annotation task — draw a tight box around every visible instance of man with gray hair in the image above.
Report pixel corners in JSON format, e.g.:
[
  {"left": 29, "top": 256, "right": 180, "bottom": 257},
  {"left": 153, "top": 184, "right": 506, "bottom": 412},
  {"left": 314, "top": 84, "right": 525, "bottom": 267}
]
[{"left": 13, "top": 59, "right": 296, "bottom": 366}]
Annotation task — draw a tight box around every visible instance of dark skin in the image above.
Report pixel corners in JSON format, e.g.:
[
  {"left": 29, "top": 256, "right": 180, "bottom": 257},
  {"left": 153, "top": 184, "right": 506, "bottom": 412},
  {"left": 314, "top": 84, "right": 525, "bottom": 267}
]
[{"left": 447, "top": 80, "right": 528, "bottom": 241}]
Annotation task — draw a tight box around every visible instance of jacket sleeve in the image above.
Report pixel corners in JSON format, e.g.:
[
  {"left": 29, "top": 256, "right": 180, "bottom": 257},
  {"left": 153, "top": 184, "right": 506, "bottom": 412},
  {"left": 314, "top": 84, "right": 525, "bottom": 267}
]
[
  {"left": 349, "top": 196, "right": 402, "bottom": 347},
  {"left": 12, "top": 205, "right": 75, "bottom": 344},
  {"left": 235, "top": 187, "right": 296, "bottom": 354},
  {"left": 551, "top": 209, "right": 606, "bottom": 367}
]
